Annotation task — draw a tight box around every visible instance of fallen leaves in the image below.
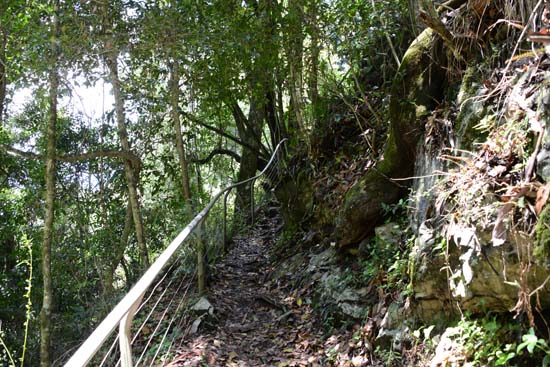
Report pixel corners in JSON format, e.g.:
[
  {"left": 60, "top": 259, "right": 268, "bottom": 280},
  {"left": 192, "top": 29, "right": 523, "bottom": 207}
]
[
  {"left": 167, "top": 213, "right": 333, "bottom": 366},
  {"left": 536, "top": 183, "right": 550, "bottom": 214}
]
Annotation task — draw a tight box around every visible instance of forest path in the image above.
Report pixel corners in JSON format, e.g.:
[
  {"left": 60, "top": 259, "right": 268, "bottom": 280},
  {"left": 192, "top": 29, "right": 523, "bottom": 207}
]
[{"left": 166, "top": 204, "right": 330, "bottom": 367}]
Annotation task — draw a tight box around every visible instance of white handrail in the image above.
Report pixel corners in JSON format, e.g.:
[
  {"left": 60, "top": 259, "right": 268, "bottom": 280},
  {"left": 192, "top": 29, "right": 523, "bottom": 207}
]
[{"left": 64, "top": 138, "right": 287, "bottom": 367}]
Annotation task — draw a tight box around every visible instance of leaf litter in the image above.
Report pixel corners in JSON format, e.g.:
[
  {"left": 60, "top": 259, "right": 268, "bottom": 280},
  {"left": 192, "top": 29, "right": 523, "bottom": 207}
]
[{"left": 166, "top": 204, "right": 377, "bottom": 366}]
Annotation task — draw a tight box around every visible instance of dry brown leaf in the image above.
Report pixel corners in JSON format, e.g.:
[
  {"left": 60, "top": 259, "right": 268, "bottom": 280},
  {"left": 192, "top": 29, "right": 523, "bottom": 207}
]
[
  {"left": 492, "top": 202, "right": 514, "bottom": 246},
  {"left": 494, "top": 183, "right": 534, "bottom": 246},
  {"left": 488, "top": 165, "right": 507, "bottom": 177},
  {"left": 536, "top": 183, "right": 550, "bottom": 214},
  {"left": 227, "top": 351, "right": 238, "bottom": 362}
]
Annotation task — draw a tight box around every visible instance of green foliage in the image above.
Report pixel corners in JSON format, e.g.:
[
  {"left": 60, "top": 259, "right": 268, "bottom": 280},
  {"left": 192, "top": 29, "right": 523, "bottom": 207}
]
[
  {"left": 456, "top": 317, "right": 507, "bottom": 366},
  {"left": 374, "top": 345, "right": 402, "bottom": 366},
  {"left": 0, "top": 0, "right": 422, "bottom": 364},
  {"left": 0, "top": 234, "right": 34, "bottom": 367},
  {"left": 534, "top": 205, "right": 550, "bottom": 265},
  {"left": 323, "top": 0, "right": 411, "bottom": 84},
  {"left": 429, "top": 316, "right": 520, "bottom": 367},
  {"left": 381, "top": 197, "right": 408, "bottom": 221},
  {"left": 359, "top": 230, "right": 412, "bottom": 293},
  {"left": 516, "top": 328, "right": 550, "bottom": 366}
]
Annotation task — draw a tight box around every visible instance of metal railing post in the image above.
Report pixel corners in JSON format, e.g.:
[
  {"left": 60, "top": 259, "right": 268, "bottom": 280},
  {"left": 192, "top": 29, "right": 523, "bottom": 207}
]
[
  {"left": 197, "top": 218, "right": 206, "bottom": 295},
  {"left": 223, "top": 189, "right": 231, "bottom": 251},
  {"left": 118, "top": 293, "right": 144, "bottom": 367},
  {"left": 250, "top": 180, "right": 255, "bottom": 224}
]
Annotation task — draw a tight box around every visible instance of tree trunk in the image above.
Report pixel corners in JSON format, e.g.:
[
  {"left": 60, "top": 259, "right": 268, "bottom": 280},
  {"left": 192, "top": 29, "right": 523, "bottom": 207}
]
[
  {"left": 104, "top": 43, "right": 149, "bottom": 270},
  {"left": 169, "top": 61, "right": 192, "bottom": 207},
  {"left": 265, "top": 89, "right": 285, "bottom": 147},
  {"left": 0, "top": 26, "right": 7, "bottom": 126},
  {"left": 335, "top": 28, "right": 446, "bottom": 245},
  {"left": 194, "top": 167, "right": 206, "bottom": 294},
  {"left": 40, "top": 2, "right": 59, "bottom": 366},
  {"left": 306, "top": 0, "right": 319, "bottom": 117},
  {"left": 101, "top": 200, "right": 132, "bottom": 298},
  {"left": 231, "top": 100, "right": 263, "bottom": 225},
  {"left": 169, "top": 59, "right": 205, "bottom": 293},
  {"left": 286, "top": 0, "right": 305, "bottom": 135},
  {"left": 99, "top": 0, "right": 148, "bottom": 270}
]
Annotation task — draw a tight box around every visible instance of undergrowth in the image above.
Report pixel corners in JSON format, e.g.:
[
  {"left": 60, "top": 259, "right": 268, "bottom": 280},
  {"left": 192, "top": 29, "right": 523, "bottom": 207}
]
[{"left": 411, "top": 314, "right": 550, "bottom": 367}]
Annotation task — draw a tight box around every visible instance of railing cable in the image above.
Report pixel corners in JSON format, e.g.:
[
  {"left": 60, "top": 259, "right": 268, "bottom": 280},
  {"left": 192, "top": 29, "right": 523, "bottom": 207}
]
[
  {"left": 100, "top": 255, "right": 193, "bottom": 367},
  {"left": 148, "top": 271, "right": 196, "bottom": 366}
]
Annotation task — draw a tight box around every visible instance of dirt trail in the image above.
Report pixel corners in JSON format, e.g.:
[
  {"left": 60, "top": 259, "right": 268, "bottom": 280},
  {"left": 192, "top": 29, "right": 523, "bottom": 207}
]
[{"left": 167, "top": 206, "right": 330, "bottom": 366}]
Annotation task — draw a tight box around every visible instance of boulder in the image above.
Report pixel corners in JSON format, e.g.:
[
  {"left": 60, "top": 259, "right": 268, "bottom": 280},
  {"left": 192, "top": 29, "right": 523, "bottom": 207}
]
[
  {"left": 191, "top": 296, "right": 214, "bottom": 315},
  {"left": 412, "top": 225, "right": 550, "bottom": 322}
]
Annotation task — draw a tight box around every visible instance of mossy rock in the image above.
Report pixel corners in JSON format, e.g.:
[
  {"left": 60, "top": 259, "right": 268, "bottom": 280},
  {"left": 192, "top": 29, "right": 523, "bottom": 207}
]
[{"left": 454, "top": 66, "right": 491, "bottom": 150}]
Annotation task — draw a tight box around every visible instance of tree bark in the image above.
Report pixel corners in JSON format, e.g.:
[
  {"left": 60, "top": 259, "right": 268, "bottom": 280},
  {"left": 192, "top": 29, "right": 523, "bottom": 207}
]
[
  {"left": 101, "top": 201, "right": 132, "bottom": 298},
  {"left": 286, "top": 0, "right": 305, "bottom": 134},
  {"left": 182, "top": 111, "right": 259, "bottom": 153},
  {"left": 169, "top": 61, "right": 192, "bottom": 206},
  {"left": 0, "top": 26, "right": 6, "bottom": 126},
  {"left": 102, "top": 22, "right": 149, "bottom": 270},
  {"left": 306, "top": 0, "right": 319, "bottom": 118},
  {"left": 232, "top": 100, "right": 263, "bottom": 225},
  {"left": 192, "top": 148, "right": 241, "bottom": 164},
  {"left": 105, "top": 53, "right": 149, "bottom": 270},
  {"left": 335, "top": 28, "right": 446, "bottom": 245},
  {"left": 40, "top": 2, "right": 59, "bottom": 366},
  {"left": 194, "top": 164, "right": 206, "bottom": 295},
  {"left": 263, "top": 0, "right": 287, "bottom": 147}
]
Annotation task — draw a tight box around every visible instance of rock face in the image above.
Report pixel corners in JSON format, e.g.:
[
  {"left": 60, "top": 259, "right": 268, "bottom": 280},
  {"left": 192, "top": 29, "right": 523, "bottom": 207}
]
[
  {"left": 275, "top": 246, "right": 373, "bottom": 322},
  {"left": 308, "top": 248, "right": 372, "bottom": 320},
  {"left": 412, "top": 208, "right": 550, "bottom": 323},
  {"left": 535, "top": 205, "right": 550, "bottom": 263},
  {"left": 408, "top": 67, "right": 550, "bottom": 323},
  {"left": 536, "top": 81, "right": 550, "bottom": 182},
  {"left": 376, "top": 299, "right": 411, "bottom": 351}
]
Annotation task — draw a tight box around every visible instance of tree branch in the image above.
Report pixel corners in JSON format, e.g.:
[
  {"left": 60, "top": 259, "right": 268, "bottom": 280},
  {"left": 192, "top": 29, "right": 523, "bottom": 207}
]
[
  {"left": 228, "top": 101, "right": 271, "bottom": 158},
  {"left": 180, "top": 109, "right": 259, "bottom": 153},
  {"left": 192, "top": 148, "right": 241, "bottom": 165},
  {"left": 1, "top": 144, "right": 141, "bottom": 169},
  {"left": 1, "top": 144, "right": 42, "bottom": 159}
]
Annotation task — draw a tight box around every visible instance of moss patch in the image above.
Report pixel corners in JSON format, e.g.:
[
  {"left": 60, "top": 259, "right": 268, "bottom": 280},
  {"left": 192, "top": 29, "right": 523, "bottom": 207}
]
[{"left": 534, "top": 205, "right": 550, "bottom": 265}]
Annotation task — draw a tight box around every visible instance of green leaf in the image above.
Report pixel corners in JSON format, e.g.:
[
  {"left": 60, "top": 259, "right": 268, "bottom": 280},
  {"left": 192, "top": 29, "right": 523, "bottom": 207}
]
[{"left": 517, "top": 328, "right": 538, "bottom": 354}]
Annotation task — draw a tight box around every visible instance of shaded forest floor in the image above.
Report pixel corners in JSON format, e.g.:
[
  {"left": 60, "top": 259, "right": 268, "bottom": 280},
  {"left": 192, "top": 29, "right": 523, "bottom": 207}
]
[{"left": 166, "top": 204, "right": 376, "bottom": 367}]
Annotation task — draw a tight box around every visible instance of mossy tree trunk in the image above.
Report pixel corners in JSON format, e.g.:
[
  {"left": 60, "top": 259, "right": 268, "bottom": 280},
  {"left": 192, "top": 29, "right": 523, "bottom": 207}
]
[
  {"left": 335, "top": 28, "right": 447, "bottom": 245},
  {"left": 40, "top": 2, "right": 59, "bottom": 365},
  {"left": 231, "top": 99, "right": 263, "bottom": 225},
  {"left": 0, "top": 25, "right": 6, "bottom": 126}
]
